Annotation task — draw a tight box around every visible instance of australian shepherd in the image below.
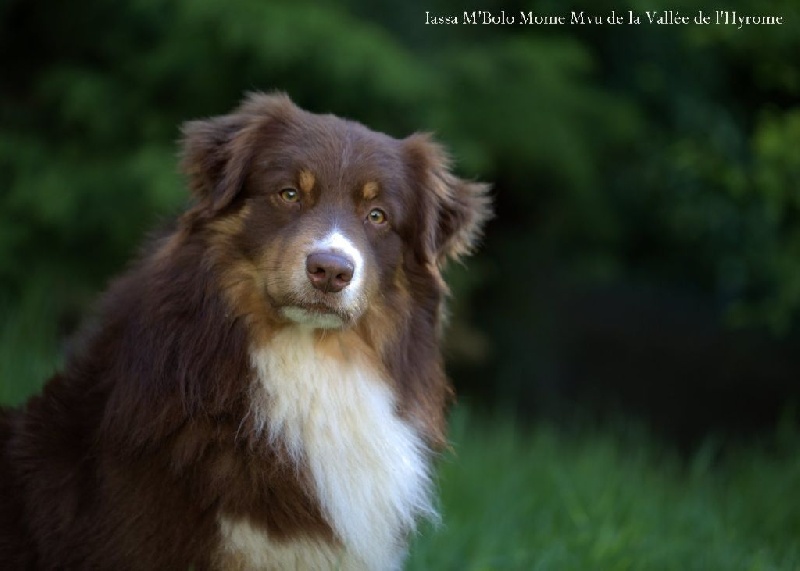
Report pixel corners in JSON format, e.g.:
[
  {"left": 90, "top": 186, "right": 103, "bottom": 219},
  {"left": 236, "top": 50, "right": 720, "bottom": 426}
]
[{"left": 0, "top": 93, "right": 491, "bottom": 570}]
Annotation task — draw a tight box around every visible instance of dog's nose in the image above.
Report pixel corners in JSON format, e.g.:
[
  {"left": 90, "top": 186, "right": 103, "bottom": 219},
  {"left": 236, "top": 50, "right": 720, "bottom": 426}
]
[{"left": 306, "top": 252, "right": 355, "bottom": 293}]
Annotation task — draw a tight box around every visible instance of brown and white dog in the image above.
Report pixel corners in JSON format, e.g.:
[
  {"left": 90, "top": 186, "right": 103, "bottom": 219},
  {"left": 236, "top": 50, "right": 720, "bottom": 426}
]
[{"left": 0, "top": 93, "right": 491, "bottom": 570}]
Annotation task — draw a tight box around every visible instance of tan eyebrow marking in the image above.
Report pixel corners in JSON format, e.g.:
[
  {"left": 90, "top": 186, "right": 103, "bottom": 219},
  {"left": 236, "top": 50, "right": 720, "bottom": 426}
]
[
  {"left": 299, "top": 170, "right": 315, "bottom": 194},
  {"left": 362, "top": 181, "right": 379, "bottom": 201}
]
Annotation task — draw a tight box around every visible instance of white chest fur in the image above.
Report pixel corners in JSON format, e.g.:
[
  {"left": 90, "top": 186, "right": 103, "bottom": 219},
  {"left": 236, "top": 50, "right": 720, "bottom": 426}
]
[{"left": 230, "top": 327, "right": 435, "bottom": 570}]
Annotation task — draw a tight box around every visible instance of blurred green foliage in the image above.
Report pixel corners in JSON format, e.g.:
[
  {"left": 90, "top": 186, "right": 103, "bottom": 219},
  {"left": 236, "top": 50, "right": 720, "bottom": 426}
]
[{"left": 1, "top": 0, "right": 800, "bottom": 381}]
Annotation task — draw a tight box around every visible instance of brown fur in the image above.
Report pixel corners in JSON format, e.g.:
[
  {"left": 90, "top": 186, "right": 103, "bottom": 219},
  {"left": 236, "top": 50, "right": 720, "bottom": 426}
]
[{"left": 0, "top": 92, "right": 491, "bottom": 570}]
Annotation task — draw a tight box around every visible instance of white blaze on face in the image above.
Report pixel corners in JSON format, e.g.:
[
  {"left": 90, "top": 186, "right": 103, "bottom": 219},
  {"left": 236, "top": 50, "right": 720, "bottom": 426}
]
[
  {"left": 281, "top": 230, "right": 367, "bottom": 329},
  {"left": 315, "top": 230, "right": 365, "bottom": 306}
]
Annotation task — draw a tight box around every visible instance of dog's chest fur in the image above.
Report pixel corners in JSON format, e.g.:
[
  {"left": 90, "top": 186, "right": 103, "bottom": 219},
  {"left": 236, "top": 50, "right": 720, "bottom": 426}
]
[{"left": 216, "top": 327, "right": 434, "bottom": 570}]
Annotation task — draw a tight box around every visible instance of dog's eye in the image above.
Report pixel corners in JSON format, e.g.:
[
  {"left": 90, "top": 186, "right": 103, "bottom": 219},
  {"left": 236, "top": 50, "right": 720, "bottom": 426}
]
[
  {"left": 367, "top": 208, "right": 387, "bottom": 225},
  {"left": 279, "top": 188, "right": 300, "bottom": 203}
]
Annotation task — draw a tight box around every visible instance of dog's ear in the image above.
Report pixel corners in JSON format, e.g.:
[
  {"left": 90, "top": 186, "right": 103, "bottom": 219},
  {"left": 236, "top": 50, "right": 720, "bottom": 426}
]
[
  {"left": 180, "top": 92, "right": 296, "bottom": 218},
  {"left": 404, "top": 134, "right": 492, "bottom": 266}
]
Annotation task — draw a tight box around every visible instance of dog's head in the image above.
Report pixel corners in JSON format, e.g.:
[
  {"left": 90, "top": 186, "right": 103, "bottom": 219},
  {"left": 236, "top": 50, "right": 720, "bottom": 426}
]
[{"left": 179, "top": 93, "right": 491, "bottom": 332}]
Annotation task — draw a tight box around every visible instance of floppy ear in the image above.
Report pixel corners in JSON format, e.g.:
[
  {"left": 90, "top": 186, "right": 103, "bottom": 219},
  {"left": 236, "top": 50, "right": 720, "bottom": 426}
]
[
  {"left": 404, "top": 134, "right": 492, "bottom": 266},
  {"left": 179, "top": 92, "right": 297, "bottom": 218}
]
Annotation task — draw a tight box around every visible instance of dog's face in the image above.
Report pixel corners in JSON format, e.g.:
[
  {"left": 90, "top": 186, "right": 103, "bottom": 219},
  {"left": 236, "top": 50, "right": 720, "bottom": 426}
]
[
  {"left": 237, "top": 113, "right": 409, "bottom": 329},
  {"left": 180, "top": 93, "right": 490, "bottom": 331}
]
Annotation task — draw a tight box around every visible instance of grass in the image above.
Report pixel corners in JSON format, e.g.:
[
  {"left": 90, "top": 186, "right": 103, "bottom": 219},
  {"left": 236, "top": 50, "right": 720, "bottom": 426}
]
[
  {"left": 408, "top": 409, "right": 800, "bottom": 570},
  {"left": 2, "top": 296, "right": 799, "bottom": 570}
]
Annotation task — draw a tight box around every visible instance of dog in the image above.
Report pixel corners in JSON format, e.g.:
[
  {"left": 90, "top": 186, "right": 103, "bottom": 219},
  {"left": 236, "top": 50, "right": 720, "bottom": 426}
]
[{"left": 0, "top": 93, "right": 491, "bottom": 570}]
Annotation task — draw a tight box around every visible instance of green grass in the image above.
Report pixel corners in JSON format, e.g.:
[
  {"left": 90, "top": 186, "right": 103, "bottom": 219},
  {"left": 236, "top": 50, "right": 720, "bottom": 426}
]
[
  {"left": 1, "top": 299, "right": 798, "bottom": 570},
  {"left": 408, "top": 409, "right": 800, "bottom": 570}
]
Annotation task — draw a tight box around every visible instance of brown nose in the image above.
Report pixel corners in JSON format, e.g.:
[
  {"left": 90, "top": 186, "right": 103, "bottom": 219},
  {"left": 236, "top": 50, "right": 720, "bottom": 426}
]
[{"left": 306, "top": 252, "right": 354, "bottom": 293}]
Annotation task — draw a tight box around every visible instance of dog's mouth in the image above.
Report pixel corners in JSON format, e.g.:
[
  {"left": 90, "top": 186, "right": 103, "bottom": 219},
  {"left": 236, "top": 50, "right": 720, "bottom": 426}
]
[
  {"left": 265, "top": 242, "right": 369, "bottom": 329},
  {"left": 302, "top": 301, "right": 340, "bottom": 314},
  {"left": 279, "top": 302, "right": 351, "bottom": 330}
]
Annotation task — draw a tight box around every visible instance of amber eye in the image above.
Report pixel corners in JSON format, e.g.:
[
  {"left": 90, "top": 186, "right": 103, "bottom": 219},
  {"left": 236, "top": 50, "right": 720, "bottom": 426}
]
[
  {"left": 279, "top": 188, "right": 300, "bottom": 203},
  {"left": 367, "top": 208, "right": 387, "bottom": 225}
]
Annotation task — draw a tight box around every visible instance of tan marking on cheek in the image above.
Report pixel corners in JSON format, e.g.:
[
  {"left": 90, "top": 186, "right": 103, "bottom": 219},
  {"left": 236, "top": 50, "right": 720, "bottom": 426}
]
[
  {"left": 258, "top": 239, "right": 304, "bottom": 297},
  {"left": 362, "top": 181, "right": 379, "bottom": 201},
  {"left": 299, "top": 170, "right": 315, "bottom": 195},
  {"left": 205, "top": 205, "right": 280, "bottom": 347},
  {"left": 217, "top": 259, "right": 277, "bottom": 347},
  {"left": 356, "top": 267, "right": 412, "bottom": 370},
  {"left": 207, "top": 204, "right": 252, "bottom": 237}
]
